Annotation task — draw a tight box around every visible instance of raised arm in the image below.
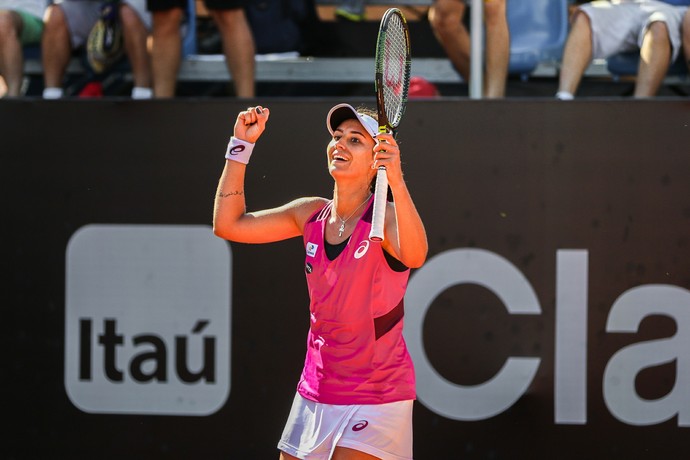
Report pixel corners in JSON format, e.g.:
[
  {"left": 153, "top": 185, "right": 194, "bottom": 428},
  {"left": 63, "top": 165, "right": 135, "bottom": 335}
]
[
  {"left": 213, "top": 106, "right": 323, "bottom": 243},
  {"left": 375, "top": 133, "right": 428, "bottom": 268}
]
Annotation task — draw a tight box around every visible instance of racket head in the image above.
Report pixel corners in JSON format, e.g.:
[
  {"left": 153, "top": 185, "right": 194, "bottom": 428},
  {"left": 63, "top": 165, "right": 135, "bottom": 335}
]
[{"left": 374, "top": 8, "right": 412, "bottom": 134}]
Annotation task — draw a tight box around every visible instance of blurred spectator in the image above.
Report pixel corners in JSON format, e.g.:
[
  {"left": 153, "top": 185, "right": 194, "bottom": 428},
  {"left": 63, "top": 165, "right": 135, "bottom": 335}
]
[
  {"left": 557, "top": 0, "right": 690, "bottom": 99},
  {"left": 148, "top": 0, "right": 255, "bottom": 98},
  {"left": 245, "top": 0, "right": 308, "bottom": 55},
  {"left": 42, "top": 0, "right": 152, "bottom": 99},
  {"left": 429, "top": 0, "right": 509, "bottom": 98},
  {"left": 568, "top": 0, "right": 591, "bottom": 11},
  {"left": 0, "top": 0, "right": 48, "bottom": 97},
  {"left": 684, "top": 7, "right": 690, "bottom": 72}
]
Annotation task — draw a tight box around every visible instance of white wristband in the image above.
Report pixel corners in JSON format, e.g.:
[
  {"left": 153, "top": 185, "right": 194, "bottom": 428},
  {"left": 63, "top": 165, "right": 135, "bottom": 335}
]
[{"left": 225, "top": 137, "right": 255, "bottom": 164}]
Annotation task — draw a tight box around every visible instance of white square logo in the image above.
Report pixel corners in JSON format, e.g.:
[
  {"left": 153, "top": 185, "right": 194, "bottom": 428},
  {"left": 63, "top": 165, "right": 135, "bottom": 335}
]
[
  {"left": 306, "top": 242, "right": 318, "bottom": 257},
  {"left": 64, "top": 224, "right": 231, "bottom": 416}
]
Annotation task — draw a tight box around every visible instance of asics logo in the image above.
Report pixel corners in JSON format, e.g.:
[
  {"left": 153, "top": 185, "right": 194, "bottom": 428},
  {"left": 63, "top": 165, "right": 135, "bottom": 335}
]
[
  {"left": 229, "top": 145, "right": 245, "bottom": 155},
  {"left": 354, "top": 240, "right": 369, "bottom": 259},
  {"left": 352, "top": 420, "right": 368, "bottom": 431}
]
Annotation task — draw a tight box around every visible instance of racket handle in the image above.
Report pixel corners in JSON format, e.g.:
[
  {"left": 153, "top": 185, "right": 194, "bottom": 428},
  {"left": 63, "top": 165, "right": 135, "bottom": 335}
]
[{"left": 369, "top": 166, "right": 388, "bottom": 242}]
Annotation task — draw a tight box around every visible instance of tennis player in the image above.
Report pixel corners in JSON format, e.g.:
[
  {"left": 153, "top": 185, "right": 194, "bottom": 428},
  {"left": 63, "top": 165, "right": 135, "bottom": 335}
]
[{"left": 213, "top": 104, "right": 427, "bottom": 459}]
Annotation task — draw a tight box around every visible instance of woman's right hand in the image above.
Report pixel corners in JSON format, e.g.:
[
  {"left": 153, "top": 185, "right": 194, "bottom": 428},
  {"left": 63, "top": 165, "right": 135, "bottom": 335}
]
[{"left": 234, "top": 106, "right": 270, "bottom": 143}]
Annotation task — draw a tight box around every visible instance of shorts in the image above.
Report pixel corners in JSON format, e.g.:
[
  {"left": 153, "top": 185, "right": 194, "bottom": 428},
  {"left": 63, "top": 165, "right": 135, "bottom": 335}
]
[
  {"left": 15, "top": 10, "right": 44, "bottom": 45},
  {"left": 461, "top": 0, "right": 503, "bottom": 5},
  {"left": 56, "top": 0, "right": 151, "bottom": 48},
  {"left": 579, "top": 0, "right": 688, "bottom": 61},
  {"left": 278, "top": 393, "right": 414, "bottom": 460},
  {"left": 147, "top": 0, "right": 246, "bottom": 11}
]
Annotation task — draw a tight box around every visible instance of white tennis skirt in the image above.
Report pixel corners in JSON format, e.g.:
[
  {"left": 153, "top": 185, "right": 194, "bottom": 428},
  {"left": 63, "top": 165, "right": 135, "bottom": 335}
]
[{"left": 277, "top": 393, "right": 414, "bottom": 460}]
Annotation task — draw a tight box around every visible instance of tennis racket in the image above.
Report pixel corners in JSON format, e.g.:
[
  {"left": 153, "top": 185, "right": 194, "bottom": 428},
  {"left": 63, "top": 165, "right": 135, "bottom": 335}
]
[{"left": 369, "top": 8, "right": 411, "bottom": 242}]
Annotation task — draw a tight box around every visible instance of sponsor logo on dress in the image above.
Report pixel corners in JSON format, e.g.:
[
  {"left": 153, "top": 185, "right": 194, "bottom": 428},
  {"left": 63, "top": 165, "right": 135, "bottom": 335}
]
[
  {"left": 354, "top": 240, "right": 369, "bottom": 259},
  {"left": 306, "top": 242, "right": 318, "bottom": 257}
]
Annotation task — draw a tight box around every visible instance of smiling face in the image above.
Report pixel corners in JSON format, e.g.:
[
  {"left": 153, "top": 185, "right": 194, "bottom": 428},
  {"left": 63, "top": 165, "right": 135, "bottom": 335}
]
[{"left": 327, "top": 118, "right": 377, "bottom": 184}]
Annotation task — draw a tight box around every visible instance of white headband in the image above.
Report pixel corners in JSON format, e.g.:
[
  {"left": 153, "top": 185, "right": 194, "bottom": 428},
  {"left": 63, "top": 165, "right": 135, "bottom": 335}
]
[{"left": 326, "top": 103, "right": 378, "bottom": 138}]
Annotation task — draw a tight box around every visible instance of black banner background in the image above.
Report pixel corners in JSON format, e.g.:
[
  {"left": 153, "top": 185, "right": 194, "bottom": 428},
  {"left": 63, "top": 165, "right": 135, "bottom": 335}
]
[{"left": 4, "top": 99, "right": 690, "bottom": 459}]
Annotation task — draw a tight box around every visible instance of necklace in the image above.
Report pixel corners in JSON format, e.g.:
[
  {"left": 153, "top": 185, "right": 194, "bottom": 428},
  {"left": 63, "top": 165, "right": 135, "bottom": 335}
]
[{"left": 334, "top": 194, "right": 371, "bottom": 237}]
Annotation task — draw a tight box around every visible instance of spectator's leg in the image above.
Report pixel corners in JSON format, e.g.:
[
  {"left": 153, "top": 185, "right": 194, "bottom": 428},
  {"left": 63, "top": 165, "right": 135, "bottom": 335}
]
[
  {"left": 634, "top": 20, "right": 671, "bottom": 98},
  {"left": 120, "top": 3, "right": 152, "bottom": 93},
  {"left": 429, "top": 0, "right": 470, "bottom": 81},
  {"left": 41, "top": 5, "right": 72, "bottom": 93},
  {"left": 682, "top": 8, "right": 690, "bottom": 73},
  {"left": 0, "top": 10, "right": 24, "bottom": 97},
  {"left": 151, "top": 7, "right": 183, "bottom": 97},
  {"left": 557, "top": 11, "right": 593, "bottom": 99},
  {"left": 483, "top": 0, "right": 509, "bottom": 98},
  {"left": 210, "top": 8, "right": 255, "bottom": 98}
]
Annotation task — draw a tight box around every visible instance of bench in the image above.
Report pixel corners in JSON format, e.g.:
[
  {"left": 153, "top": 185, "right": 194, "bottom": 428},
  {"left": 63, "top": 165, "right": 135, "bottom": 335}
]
[{"left": 20, "top": 0, "right": 689, "bottom": 94}]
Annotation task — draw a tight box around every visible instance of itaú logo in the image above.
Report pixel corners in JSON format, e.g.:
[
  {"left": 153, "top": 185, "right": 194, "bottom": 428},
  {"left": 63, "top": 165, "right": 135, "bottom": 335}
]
[
  {"left": 404, "top": 248, "right": 690, "bottom": 427},
  {"left": 64, "top": 224, "right": 232, "bottom": 416}
]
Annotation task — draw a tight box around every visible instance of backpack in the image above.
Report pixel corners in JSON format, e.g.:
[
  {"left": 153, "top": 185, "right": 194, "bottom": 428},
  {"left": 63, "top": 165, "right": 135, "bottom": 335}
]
[{"left": 86, "top": 0, "right": 124, "bottom": 73}]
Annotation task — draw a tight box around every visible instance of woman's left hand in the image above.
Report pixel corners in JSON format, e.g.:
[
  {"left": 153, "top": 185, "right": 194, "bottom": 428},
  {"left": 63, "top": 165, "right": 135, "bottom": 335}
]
[{"left": 373, "top": 133, "right": 403, "bottom": 186}]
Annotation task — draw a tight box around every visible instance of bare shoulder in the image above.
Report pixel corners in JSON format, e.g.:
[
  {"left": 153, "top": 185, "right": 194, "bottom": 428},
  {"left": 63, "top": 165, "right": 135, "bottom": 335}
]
[
  {"left": 288, "top": 196, "right": 330, "bottom": 227},
  {"left": 289, "top": 196, "right": 329, "bottom": 211}
]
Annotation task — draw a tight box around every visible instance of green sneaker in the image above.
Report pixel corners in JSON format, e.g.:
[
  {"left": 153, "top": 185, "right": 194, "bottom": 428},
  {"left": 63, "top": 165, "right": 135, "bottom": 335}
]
[{"left": 335, "top": 7, "right": 366, "bottom": 22}]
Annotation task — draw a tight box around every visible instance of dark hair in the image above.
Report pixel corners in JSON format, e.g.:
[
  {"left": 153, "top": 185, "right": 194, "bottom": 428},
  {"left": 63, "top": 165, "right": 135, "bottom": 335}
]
[
  {"left": 359, "top": 106, "right": 377, "bottom": 195},
  {"left": 356, "top": 106, "right": 377, "bottom": 119}
]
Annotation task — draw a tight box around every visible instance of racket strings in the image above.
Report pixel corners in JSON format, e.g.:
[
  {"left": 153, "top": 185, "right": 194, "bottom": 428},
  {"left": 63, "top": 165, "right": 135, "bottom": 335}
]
[{"left": 379, "top": 14, "right": 410, "bottom": 128}]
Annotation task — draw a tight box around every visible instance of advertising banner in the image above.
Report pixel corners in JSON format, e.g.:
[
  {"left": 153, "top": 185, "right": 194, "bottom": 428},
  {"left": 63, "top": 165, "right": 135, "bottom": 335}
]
[{"left": 4, "top": 99, "right": 690, "bottom": 459}]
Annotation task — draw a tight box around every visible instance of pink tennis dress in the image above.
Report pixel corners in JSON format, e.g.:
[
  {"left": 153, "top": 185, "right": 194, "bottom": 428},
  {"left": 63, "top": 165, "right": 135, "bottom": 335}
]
[{"left": 297, "top": 199, "right": 416, "bottom": 405}]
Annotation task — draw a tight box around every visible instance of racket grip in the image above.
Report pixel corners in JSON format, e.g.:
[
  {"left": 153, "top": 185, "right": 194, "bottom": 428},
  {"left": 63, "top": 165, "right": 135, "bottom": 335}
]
[{"left": 369, "top": 166, "right": 388, "bottom": 242}]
